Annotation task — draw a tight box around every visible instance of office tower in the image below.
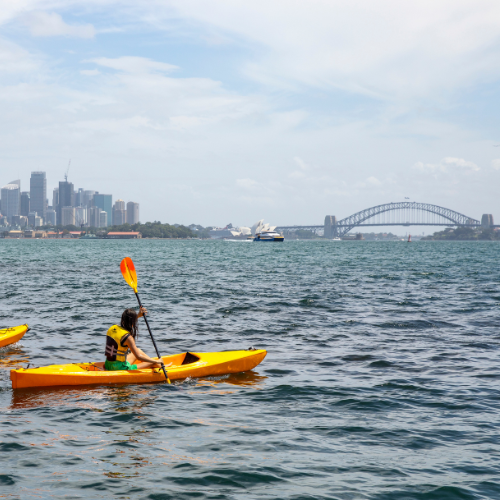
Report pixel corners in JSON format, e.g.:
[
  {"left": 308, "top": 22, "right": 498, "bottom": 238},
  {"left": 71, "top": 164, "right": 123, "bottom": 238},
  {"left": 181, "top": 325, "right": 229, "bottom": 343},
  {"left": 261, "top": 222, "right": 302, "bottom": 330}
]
[
  {"left": 58, "top": 181, "right": 74, "bottom": 225},
  {"left": 112, "top": 199, "right": 126, "bottom": 225},
  {"left": 81, "top": 190, "right": 95, "bottom": 208},
  {"left": 61, "top": 206, "right": 75, "bottom": 226},
  {"left": 126, "top": 202, "right": 139, "bottom": 224},
  {"left": 99, "top": 211, "right": 108, "bottom": 228},
  {"left": 53, "top": 188, "right": 59, "bottom": 208},
  {"left": 30, "top": 171, "right": 47, "bottom": 221},
  {"left": 75, "top": 188, "right": 84, "bottom": 207},
  {"left": 21, "top": 192, "right": 30, "bottom": 216},
  {"left": 1, "top": 181, "right": 21, "bottom": 223},
  {"left": 88, "top": 206, "right": 101, "bottom": 228},
  {"left": 28, "top": 211, "right": 38, "bottom": 227},
  {"left": 46, "top": 209, "right": 56, "bottom": 226},
  {"left": 93, "top": 194, "right": 112, "bottom": 225},
  {"left": 74, "top": 207, "right": 87, "bottom": 227}
]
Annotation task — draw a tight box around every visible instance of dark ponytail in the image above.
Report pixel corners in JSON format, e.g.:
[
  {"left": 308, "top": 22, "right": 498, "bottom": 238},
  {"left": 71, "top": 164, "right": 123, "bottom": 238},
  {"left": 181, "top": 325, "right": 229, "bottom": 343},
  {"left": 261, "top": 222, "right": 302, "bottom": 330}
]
[{"left": 121, "top": 308, "right": 139, "bottom": 339}]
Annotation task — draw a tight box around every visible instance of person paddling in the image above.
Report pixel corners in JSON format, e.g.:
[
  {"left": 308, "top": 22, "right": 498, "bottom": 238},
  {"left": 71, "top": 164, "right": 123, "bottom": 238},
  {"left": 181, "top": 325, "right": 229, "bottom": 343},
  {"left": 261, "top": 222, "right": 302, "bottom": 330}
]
[{"left": 105, "top": 307, "right": 164, "bottom": 371}]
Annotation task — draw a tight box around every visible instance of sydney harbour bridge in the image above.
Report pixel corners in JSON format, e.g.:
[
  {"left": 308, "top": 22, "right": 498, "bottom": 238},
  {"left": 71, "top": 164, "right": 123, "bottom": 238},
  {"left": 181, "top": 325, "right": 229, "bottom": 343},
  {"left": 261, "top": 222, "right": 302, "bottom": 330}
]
[{"left": 276, "top": 201, "right": 496, "bottom": 238}]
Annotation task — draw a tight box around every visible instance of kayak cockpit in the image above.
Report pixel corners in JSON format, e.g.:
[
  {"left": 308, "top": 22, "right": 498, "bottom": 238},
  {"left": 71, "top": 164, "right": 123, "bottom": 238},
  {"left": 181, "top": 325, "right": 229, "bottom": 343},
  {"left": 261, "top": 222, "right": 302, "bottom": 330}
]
[{"left": 81, "top": 352, "right": 201, "bottom": 372}]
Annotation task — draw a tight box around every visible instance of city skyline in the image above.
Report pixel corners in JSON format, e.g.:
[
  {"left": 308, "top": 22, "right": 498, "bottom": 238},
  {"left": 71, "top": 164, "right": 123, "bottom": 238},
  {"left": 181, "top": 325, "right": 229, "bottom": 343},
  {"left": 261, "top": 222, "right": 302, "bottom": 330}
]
[{"left": 0, "top": 171, "right": 139, "bottom": 228}]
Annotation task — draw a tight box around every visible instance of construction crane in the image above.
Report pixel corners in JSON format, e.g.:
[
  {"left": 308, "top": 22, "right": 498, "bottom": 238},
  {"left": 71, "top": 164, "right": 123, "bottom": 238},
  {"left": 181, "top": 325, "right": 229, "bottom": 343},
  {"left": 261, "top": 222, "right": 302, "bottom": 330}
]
[{"left": 64, "top": 160, "right": 71, "bottom": 182}]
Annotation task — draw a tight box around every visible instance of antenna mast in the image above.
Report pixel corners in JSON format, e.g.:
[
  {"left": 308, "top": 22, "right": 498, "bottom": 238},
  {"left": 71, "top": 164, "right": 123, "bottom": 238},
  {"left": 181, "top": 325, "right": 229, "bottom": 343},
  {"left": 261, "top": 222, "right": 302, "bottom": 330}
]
[{"left": 65, "top": 160, "right": 71, "bottom": 182}]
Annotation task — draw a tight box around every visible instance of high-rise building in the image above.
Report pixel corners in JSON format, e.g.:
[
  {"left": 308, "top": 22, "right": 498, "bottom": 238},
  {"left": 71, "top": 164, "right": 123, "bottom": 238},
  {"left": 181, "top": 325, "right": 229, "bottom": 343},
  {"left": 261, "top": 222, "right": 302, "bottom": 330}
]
[
  {"left": 61, "top": 206, "right": 75, "bottom": 226},
  {"left": 75, "top": 188, "right": 84, "bottom": 207},
  {"left": 53, "top": 188, "right": 59, "bottom": 208},
  {"left": 74, "top": 207, "right": 87, "bottom": 227},
  {"left": 99, "top": 211, "right": 108, "bottom": 228},
  {"left": 58, "top": 181, "right": 74, "bottom": 226},
  {"left": 114, "top": 199, "right": 125, "bottom": 211},
  {"left": 1, "top": 181, "right": 21, "bottom": 223},
  {"left": 126, "top": 202, "right": 140, "bottom": 224},
  {"left": 46, "top": 208, "right": 56, "bottom": 226},
  {"left": 28, "top": 211, "right": 38, "bottom": 227},
  {"left": 21, "top": 192, "right": 30, "bottom": 216},
  {"left": 93, "top": 194, "right": 112, "bottom": 225},
  {"left": 88, "top": 206, "right": 101, "bottom": 228},
  {"left": 81, "top": 190, "right": 95, "bottom": 208},
  {"left": 112, "top": 199, "right": 127, "bottom": 225},
  {"left": 30, "top": 171, "right": 47, "bottom": 221}
]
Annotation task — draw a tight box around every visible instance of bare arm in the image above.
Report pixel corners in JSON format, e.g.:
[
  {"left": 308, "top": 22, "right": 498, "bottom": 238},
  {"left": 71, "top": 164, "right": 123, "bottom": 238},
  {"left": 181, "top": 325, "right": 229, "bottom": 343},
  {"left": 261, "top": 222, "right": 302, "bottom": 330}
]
[{"left": 124, "top": 335, "right": 162, "bottom": 365}]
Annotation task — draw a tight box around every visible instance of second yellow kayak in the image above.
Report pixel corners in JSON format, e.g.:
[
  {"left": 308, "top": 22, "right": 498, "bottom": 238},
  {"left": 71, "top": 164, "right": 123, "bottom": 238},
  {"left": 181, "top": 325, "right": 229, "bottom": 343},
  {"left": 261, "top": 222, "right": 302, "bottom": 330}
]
[
  {"left": 0, "top": 324, "right": 29, "bottom": 349},
  {"left": 11, "top": 349, "right": 267, "bottom": 389}
]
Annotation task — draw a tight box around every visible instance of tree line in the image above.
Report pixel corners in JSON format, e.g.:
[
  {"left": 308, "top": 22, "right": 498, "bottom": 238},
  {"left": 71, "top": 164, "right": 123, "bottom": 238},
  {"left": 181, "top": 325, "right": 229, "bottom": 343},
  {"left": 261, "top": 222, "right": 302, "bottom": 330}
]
[
  {"left": 423, "top": 227, "right": 500, "bottom": 240},
  {"left": 39, "top": 221, "right": 198, "bottom": 238}
]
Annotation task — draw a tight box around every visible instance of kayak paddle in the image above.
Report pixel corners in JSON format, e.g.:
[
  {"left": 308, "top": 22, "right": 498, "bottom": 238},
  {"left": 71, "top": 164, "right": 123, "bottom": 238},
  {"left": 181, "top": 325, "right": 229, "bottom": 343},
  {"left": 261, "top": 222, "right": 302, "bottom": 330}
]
[{"left": 120, "top": 257, "right": 171, "bottom": 384}]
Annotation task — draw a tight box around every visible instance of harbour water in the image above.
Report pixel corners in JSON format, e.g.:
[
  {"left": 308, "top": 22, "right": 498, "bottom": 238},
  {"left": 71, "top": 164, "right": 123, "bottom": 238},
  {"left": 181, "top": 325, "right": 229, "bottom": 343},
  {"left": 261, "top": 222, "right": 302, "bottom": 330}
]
[{"left": 1, "top": 240, "right": 499, "bottom": 499}]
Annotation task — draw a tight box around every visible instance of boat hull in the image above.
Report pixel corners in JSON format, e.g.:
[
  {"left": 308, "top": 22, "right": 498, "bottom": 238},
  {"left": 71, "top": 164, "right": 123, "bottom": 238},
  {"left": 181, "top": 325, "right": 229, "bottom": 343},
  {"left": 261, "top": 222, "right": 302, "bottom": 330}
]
[
  {"left": 10, "top": 349, "right": 267, "bottom": 389},
  {"left": 253, "top": 237, "right": 284, "bottom": 242},
  {"left": 0, "top": 325, "right": 28, "bottom": 348}
]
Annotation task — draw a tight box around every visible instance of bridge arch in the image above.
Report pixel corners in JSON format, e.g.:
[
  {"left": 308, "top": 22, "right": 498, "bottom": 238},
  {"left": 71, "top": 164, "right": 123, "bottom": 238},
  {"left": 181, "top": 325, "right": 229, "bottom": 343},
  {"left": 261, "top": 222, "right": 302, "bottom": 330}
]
[{"left": 330, "top": 201, "right": 479, "bottom": 237}]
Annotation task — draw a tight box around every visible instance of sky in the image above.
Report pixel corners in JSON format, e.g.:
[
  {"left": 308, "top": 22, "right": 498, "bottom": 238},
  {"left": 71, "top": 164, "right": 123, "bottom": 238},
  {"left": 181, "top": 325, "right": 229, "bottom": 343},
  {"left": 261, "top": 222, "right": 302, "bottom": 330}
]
[{"left": 1, "top": 0, "right": 500, "bottom": 227}]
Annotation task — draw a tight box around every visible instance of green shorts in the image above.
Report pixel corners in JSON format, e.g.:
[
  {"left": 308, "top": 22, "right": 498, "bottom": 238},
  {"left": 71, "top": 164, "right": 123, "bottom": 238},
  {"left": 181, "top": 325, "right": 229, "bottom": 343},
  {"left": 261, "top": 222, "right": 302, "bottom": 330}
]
[{"left": 104, "top": 360, "right": 138, "bottom": 371}]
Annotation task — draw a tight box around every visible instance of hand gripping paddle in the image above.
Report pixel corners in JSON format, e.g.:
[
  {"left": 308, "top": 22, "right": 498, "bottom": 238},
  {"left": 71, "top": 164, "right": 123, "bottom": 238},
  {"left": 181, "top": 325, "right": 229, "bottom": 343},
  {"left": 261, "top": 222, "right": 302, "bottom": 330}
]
[{"left": 120, "top": 257, "right": 171, "bottom": 384}]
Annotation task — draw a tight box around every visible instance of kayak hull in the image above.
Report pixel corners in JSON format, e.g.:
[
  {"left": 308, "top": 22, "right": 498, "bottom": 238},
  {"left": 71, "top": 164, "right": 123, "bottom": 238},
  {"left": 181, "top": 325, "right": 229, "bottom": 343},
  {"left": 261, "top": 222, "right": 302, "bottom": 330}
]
[
  {"left": 0, "top": 325, "right": 29, "bottom": 348},
  {"left": 10, "top": 349, "right": 267, "bottom": 389}
]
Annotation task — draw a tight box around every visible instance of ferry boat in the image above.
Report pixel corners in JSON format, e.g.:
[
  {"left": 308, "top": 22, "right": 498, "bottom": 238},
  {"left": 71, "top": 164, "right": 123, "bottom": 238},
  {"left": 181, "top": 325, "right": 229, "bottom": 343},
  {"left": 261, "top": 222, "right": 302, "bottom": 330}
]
[{"left": 253, "top": 230, "right": 285, "bottom": 242}]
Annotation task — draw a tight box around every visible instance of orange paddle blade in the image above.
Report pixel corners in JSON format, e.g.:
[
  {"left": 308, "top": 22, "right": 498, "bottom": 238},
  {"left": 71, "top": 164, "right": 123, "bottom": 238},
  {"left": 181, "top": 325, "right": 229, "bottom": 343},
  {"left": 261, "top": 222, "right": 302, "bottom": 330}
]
[{"left": 120, "top": 257, "right": 138, "bottom": 292}]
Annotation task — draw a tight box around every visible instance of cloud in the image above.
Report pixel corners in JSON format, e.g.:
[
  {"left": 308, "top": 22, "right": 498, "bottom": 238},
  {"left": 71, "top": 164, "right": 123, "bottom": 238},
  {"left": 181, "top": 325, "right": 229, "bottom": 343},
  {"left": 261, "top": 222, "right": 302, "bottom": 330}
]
[
  {"left": 366, "top": 176, "right": 382, "bottom": 186},
  {"left": 236, "top": 178, "right": 258, "bottom": 190},
  {"left": 293, "top": 156, "right": 309, "bottom": 171},
  {"left": 0, "top": 38, "right": 41, "bottom": 74},
  {"left": 492, "top": 159, "right": 500, "bottom": 170},
  {"left": 164, "top": 0, "right": 500, "bottom": 100},
  {"left": 23, "top": 11, "right": 95, "bottom": 38},
  {"left": 413, "top": 157, "right": 479, "bottom": 173},
  {"left": 0, "top": 3, "right": 498, "bottom": 224},
  {"left": 87, "top": 56, "right": 178, "bottom": 74},
  {"left": 80, "top": 69, "right": 100, "bottom": 76}
]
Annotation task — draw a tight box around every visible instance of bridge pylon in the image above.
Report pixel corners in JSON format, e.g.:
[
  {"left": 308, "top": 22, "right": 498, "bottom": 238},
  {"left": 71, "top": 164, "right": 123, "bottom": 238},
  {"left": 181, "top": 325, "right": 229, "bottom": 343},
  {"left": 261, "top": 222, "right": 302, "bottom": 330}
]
[{"left": 324, "top": 215, "right": 337, "bottom": 239}]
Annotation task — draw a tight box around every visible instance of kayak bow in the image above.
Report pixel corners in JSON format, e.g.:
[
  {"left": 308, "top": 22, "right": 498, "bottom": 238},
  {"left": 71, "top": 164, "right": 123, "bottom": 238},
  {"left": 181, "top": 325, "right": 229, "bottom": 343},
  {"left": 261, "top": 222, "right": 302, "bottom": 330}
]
[
  {"left": 0, "top": 325, "right": 29, "bottom": 349},
  {"left": 10, "top": 349, "right": 267, "bottom": 389}
]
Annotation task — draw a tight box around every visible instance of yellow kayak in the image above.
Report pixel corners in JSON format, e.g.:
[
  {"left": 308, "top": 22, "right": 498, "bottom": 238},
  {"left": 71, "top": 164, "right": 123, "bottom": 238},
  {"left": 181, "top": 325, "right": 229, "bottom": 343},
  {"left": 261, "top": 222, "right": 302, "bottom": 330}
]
[
  {"left": 0, "top": 325, "right": 29, "bottom": 349},
  {"left": 10, "top": 349, "right": 267, "bottom": 389}
]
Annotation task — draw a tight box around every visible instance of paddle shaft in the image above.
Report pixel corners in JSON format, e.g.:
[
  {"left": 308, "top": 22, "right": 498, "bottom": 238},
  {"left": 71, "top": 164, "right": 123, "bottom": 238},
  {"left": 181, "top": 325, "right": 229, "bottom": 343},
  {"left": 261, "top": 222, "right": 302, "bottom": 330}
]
[{"left": 134, "top": 292, "right": 170, "bottom": 382}]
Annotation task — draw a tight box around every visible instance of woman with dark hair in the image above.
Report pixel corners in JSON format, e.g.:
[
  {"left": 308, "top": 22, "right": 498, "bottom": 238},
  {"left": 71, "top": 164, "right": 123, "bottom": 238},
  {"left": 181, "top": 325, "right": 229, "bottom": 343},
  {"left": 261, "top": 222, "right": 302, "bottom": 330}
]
[{"left": 104, "top": 307, "right": 164, "bottom": 371}]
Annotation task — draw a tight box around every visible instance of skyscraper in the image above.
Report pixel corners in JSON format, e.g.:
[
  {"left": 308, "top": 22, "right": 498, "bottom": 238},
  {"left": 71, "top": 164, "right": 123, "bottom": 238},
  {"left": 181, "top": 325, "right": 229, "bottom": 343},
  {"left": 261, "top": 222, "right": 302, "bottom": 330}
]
[
  {"left": 113, "top": 199, "right": 127, "bottom": 225},
  {"left": 53, "top": 188, "right": 59, "bottom": 208},
  {"left": 46, "top": 208, "right": 57, "bottom": 226},
  {"left": 99, "top": 211, "right": 108, "bottom": 228},
  {"left": 93, "top": 194, "right": 112, "bottom": 225},
  {"left": 88, "top": 207, "right": 101, "bottom": 228},
  {"left": 30, "top": 171, "right": 47, "bottom": 221},
  {"left": 74, "top": 207, "right": 87, "bottom": 226},
  {"left": 1, "top": 181, "right": 21, "bottom": 223},
  {"left": 126, "top": 202, "right": 140, "bottom": 224},
  {"left": 61, "top": 207, "right": 76, "bottom": 226},
  {"left": 58, "top": 181, "right": 74, "bottom": 225},
  {"left": 21, "top": 192, "right": 30, "bottom": 216},
  {"left": 81, "top": 190, "right": 95, "bottom": 208}
]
